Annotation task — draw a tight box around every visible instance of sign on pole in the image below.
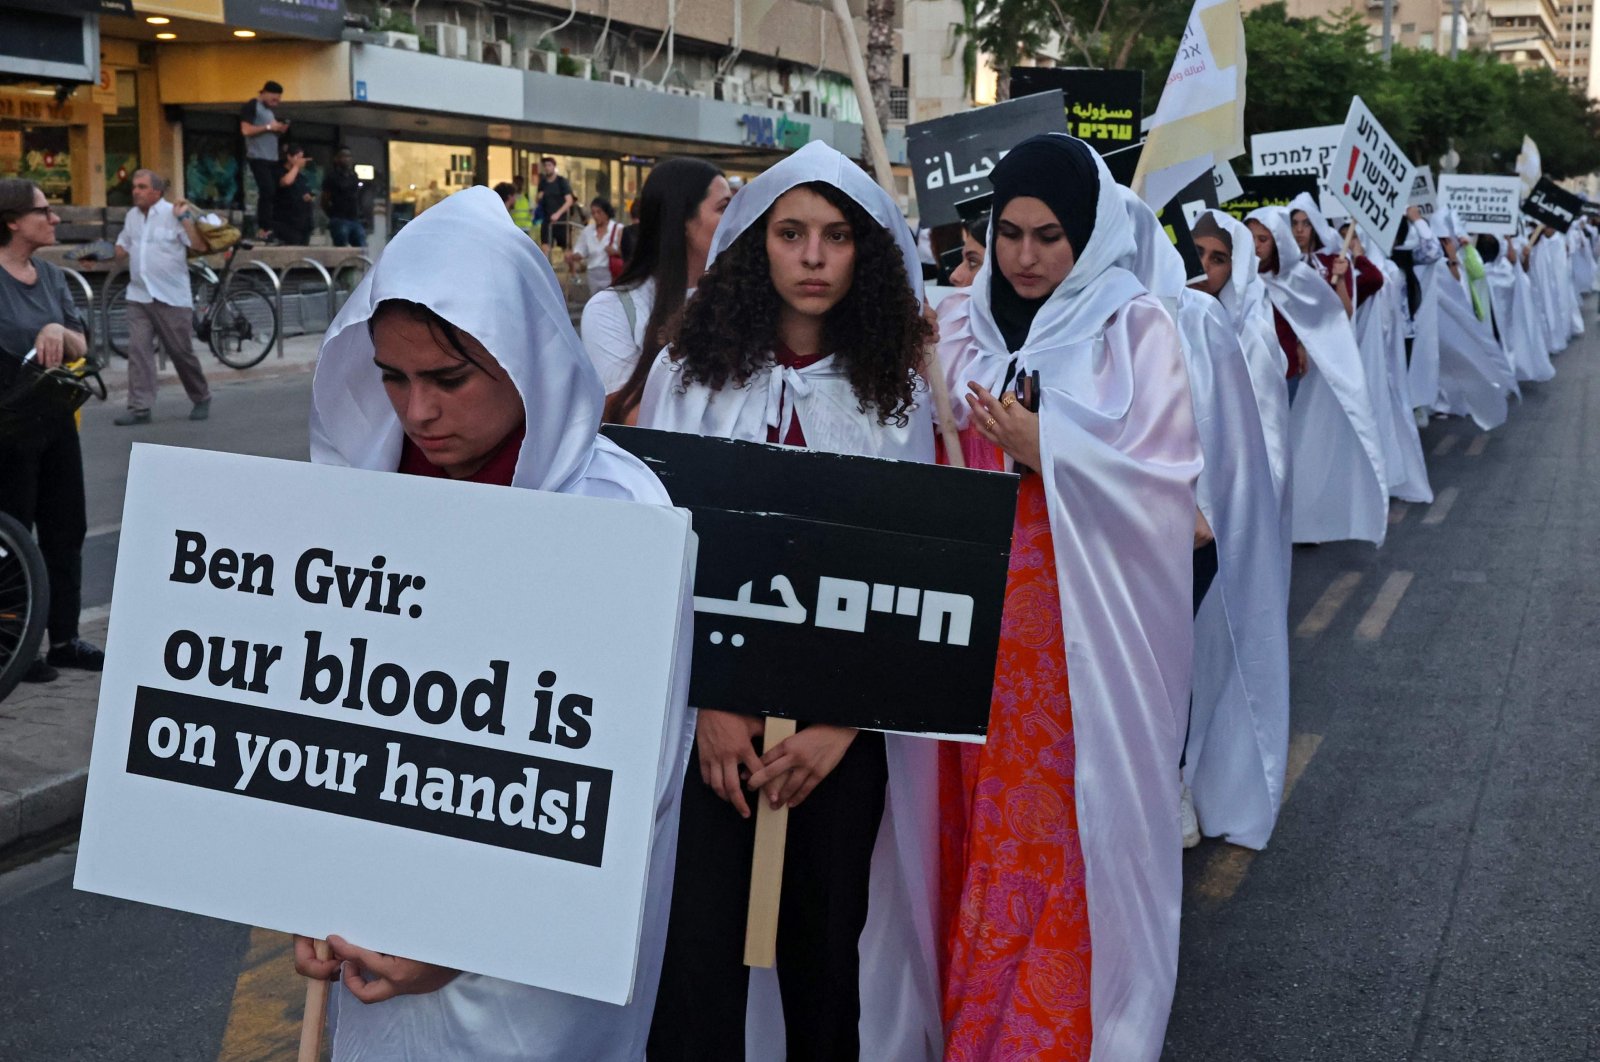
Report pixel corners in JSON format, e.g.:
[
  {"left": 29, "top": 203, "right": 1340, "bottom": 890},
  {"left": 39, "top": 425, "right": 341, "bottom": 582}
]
[
  {"left": 1437, "top": 175, "right": 1523, "bottom": 236},
  {"left": 75, "top": 445, "right": 695, "bottom": 1004},
  {"left": 1212, "top": 157, "right": 1244, "bottom": 204},
  {"left": 601, "top": 425, "right": 1017, "bottom": 741},
  {"left": 1522, "top": 175, "right": 1583, "bottom": 232},
  {"left": 908, "top": 91, "right": 1069, "bottom": 226},
  {"left": 1330, "top": 96, "right": 1415, "bottom": 255},
  {"left": 1217, "top": 173, "right": 1321, "bottom": 220},
  {"left": 1250, "top": 124, "right": 1343, "bottom": 216},
  {"left": 1009, "top": 67, "right": 1144, "bottom": 156}
]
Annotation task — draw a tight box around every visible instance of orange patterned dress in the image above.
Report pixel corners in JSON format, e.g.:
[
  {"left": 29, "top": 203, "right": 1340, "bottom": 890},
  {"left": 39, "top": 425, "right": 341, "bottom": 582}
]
[{"left": 939, "top": 465, "right": 1093, "bottom": 1062}]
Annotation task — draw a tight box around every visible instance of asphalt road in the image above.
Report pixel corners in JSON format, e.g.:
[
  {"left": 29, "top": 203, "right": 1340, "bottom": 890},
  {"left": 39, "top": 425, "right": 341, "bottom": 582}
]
[{"left": 3, "top": 319, "right": 1598, "bottom": 1060}]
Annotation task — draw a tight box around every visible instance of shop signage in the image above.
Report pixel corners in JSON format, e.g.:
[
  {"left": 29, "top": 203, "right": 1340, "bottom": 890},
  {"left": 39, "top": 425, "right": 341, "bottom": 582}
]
[
  {"left": 223, "top": 0, "right": 347, "bottom": 42},
  {"left": 740, "top": 113, "right": 811, "bottom": 151}
]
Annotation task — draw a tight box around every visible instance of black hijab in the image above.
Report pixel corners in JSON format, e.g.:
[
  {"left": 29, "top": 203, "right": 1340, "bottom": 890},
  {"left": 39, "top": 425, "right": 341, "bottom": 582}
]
[{"left": 987, "top": 135, "right": 1101, "bottom": 353}]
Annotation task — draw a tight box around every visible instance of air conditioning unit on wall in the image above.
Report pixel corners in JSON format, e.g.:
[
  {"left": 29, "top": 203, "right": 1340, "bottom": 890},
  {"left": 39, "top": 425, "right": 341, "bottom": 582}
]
[
  {"left": 422, "top": 23, "right": 469, "bottom": 59},
  {"left": 479, "top": 39, "right": 514, "bottom": 66}
]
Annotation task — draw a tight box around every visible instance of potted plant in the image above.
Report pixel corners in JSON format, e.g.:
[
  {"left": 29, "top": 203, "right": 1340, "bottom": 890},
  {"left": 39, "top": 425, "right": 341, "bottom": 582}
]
[{"left": 370, "top": 9, "right": 420, "bottom": 51}]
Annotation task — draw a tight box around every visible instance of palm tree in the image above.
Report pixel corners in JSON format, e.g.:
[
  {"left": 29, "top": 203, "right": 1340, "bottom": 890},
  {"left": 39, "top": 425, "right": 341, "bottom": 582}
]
[{"left": 867, "top": 0, "right": 897, "bottom": 128}]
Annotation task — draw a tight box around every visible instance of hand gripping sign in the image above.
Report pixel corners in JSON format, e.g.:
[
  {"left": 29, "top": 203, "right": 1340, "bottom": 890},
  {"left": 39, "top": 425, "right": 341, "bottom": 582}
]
[
  {"left": 75, "top": 445, "right": 696, "bottom": 1006},
  {"left": 1331, "top": 96, "right": 1416, "bottom": 256}
]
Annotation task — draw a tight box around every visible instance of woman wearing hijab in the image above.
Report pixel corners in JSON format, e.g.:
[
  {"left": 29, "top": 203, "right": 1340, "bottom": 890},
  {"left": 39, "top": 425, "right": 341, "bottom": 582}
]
[
  {"left": 639, "top": 140, "right": 941, "bottom": 1062},
  {"left": 1117, "top": 189, "right": 1289, "bottom": 855},
  {"left": 1338, "top": 221, "right": 1433, "bottom": 505},
  {"left": 1246, "top": 206, "right": 1388, "bottom": 546},
  {"left": 935, "top": 134, "right": 1201, "bottom": 1062},
  {"left": 582, "top": 158, "right": 732, "bottom": 423},
  {"left": 295, "top": 186, "right": 696, "bottom": 1061},
  {"left": 1408, "top": 209, "right": 1515, "bottom": 427}
]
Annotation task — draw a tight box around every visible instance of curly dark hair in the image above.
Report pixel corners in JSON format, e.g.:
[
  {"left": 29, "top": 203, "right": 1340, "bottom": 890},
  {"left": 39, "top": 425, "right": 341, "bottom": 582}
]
[{"left": 668, "top": 180, "right": 929, "bottom": 424}]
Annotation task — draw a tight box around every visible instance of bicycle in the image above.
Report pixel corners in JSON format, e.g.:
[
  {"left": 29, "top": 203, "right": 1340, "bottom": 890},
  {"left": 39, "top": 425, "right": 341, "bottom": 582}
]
[
  {"left": 104, "top": 241, "right": 279, "bottom": 370},
  {"left": 0, "top": 510, "right": 49, "bottom": 703}
]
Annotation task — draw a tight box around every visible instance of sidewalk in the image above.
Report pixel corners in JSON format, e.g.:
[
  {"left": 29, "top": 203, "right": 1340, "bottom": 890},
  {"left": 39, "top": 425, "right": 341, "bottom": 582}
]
[
  {"left": 92, "top": 330, "right": 325, "bottom": 400},
  {"left": 0, "top": 608, "right": 108, "bottom": 850}
]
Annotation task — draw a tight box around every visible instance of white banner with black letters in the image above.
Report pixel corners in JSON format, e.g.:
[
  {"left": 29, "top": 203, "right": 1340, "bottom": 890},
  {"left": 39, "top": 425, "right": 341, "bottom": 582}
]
[
  {"left": 74, "top": 445, "right": 695, "bottom": 1004},
  {"left": 1437, "top": 175, "right": 1523, "bottom": 236},
  {"left": 1250, "top": 123, "right": 1343, "bottom": 217},
  {"left": 1331, "top": 96, "right": 1416, "bottom": 255}
]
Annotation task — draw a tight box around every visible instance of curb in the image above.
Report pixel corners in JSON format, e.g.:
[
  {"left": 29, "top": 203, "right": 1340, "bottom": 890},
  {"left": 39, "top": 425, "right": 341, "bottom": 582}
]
[{"left": 0, "top": 771, "right": 87, "bottom": 854}]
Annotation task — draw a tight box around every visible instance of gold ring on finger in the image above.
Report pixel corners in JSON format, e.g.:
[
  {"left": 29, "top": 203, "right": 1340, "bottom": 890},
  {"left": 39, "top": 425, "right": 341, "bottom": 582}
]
[
  {"left": 985, "top": 416, "right": 998, "bottom": 431},
  {"left": 1000, "top": 393, "right": 1017, "bottom": 408}
]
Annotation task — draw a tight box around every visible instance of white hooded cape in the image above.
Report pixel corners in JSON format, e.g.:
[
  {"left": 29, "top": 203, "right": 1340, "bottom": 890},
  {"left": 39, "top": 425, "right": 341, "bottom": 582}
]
[
  {"left": 1204, "top": 209, "right": 1291, "bottom": 506},
  {"left": 309, "top": 186, "right": 697, "bottom": 1062},
  {"left": 1117, "top": 190, "right": 1289, "bottom": 851},
  {"left": 1487, "top": 236, "right": 1555, "bottom": 384},
  {"left": 1247, "top": 207, "right": 1387, "bottom": 546},
  {"left": 940, "top": 137, "right": 1202, "bottom": 1062},
  {"left": 635, "top": 140, "right": 944, "bottom": 1062},
  {"left": 1529, "top": 233, "right": 1571, "bottom": 355},
  {"left": 1410, "top": 252, "right": 1514, "bottom": 428},
  {"left": 1353, "top": 246, "right": 1432, "bottom": 503}
]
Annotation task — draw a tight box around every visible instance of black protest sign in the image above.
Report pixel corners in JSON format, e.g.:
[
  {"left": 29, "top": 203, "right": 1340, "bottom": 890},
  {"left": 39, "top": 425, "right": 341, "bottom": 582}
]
[
  {"left": 1583, "top": 200, "right": 1600, "bottom": 221},
  {"left": 1218, "top": 174, "right": 1320, "bottom": 220},
  {"left": 1159, "top": 170, "right": 1220, "bottom": 280},
  {"left": 601, "top": 426, "right": 1018, "bottom": 739},
  {"left": 909, "top": 91, "right": 1069, "bottom": 227},
  {"left": 1010, "top": 68, "right": 1144, "bottom": 156},
  {"left": 1523, "top": 176, "right": 1583, "bottom": 232}
]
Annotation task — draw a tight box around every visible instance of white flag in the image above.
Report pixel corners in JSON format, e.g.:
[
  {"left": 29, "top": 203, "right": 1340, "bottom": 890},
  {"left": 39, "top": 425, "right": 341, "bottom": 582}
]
[
  {"left": 1133, "top": 0, "right": 1247, "bottom": 207},
  {"left": 1516, "top": 135, "right": 1542, "bottom": 197}
]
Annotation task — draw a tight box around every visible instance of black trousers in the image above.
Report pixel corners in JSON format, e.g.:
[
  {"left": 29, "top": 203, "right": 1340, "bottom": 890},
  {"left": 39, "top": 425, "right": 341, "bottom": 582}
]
[
  {"left": 248, "top": 158, "right": 278, "bottom": 235},
  {"left": 0, "top": 412, "right": 85, "bottom": 646},
  {"left": 648, "top": 728, "right": 888, "bottom": 1062}
]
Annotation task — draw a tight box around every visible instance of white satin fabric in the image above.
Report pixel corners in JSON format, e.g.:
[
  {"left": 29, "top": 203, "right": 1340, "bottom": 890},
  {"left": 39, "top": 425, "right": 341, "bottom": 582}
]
[
  {"left": 1410, "top": 254, "right": 1515, "bottom": 428},
  {"left": 1487, "top": 237, "right": 1555, "bottom": 384},
  {"left": 1204, "top": 209, "right": 1291, "bottom": 504},
  {"left": 1247, "top": 207, "right": 1387, "bottom": 546},
  {"left": 1529, "top": 234, "right": 1572, "bottom": 354},
  {"left": 310, "top": 186, "right": 697, "bottom": 1061},
  {"left": 1354, "top": 247, "right": 1433, "bottom": 503},
  {"left": 637, "top": 142, "right": 944, "bottom": 1062},
  {"left": 940, "top": 138, "right": 1201, "bottom": 1062},
  {"left": 1565, "top": 225, "right": 1591, "bottom": 334},
  {"left": 1116, "top": 189, "right": 1288, "bottom": 849}
]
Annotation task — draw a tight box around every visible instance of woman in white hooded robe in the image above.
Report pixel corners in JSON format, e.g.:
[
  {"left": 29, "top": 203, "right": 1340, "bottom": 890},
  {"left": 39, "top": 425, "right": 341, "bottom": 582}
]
[
  {"left": 1117, "top": 189, "right": 1289, "bottom": 852},
  {"left": 637, "top": 140, "right": 944, "bottom": 1062},
  {"left": 936, "top": 133, "right": 1201, "bottom": 1062},
  {"left": 299, "top": 186, "right": 697, "bottom": 1061},
  {"left": 1246, "top": 206, "right": 1388, "bottom": 546},
  {"left": 1483, "top": 232, "right": 1555, "bottom": 384}
]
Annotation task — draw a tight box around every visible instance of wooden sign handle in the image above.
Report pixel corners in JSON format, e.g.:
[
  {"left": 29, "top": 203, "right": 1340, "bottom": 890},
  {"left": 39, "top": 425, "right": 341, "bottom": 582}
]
[
  {"left": 297, "top": 938, "right": 333, "bottom": 1062},
  {"left": 743, "top": 715, "right": 798, "bottom": 968}
]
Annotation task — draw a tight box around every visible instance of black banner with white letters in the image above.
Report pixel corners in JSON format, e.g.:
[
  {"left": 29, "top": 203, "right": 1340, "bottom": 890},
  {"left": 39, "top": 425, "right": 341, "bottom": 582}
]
[
  {"left": 908, "top": 91, "right": 1069, "bottom": 227},
  {"left": 1522, "top": 176, "right": 1583, "bottom": 233},
  {"left": 1010, "top": 68, "right": 1144, "bottom": 157},
  {"left": 601, "top": 427, "right": 1017, "bottom": 738}
]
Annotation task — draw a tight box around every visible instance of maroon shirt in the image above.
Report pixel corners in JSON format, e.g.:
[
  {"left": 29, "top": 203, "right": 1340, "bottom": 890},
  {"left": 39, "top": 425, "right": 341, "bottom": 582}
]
[
  {"left": 1272, "top": 307, "right": 1305, "bottom": 380},
  {"left": 398, "top": 425, "right": 525, "bottom": 485}
]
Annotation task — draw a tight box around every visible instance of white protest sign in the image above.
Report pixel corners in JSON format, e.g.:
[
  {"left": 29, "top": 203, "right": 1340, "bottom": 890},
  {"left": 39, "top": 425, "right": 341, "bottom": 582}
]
[
  {"left": 1331, "top": 96, "right": 1415, "bottom": 255},
  {"left": 1212, "top": 157, "right": 1244, "bottom": 204},
  {"left": 1409, "top": 168, "right": 1437, "bottom": 217},
  {"left": 1251, "top": 123, "right": 1342, "bottom": 216},
  {"left": 1437, "top": 175, "right": 1523, "bottom": 236},
  {"left": 75, "top": 445, "right": 694, "bottom": 1005}
]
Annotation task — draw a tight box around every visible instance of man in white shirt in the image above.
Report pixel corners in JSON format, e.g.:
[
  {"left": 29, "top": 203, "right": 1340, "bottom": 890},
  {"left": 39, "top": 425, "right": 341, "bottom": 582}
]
[{"left": 113, "top": 169, "right": 212, "bottom": 425}]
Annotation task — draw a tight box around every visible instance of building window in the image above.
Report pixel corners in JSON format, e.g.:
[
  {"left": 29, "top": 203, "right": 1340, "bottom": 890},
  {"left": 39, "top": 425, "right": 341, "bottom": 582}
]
[
  {"left": 1401, "top": 21, "right": 1415, "bottom": 31},
  {"left": 890, "top": 87, "right": 909, "bottom": 122}
]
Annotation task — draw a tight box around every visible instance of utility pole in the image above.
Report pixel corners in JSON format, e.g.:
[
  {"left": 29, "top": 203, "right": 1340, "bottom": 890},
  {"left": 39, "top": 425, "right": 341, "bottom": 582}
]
[
  {"left": 1450, "top": 0, "right": 1462, "bottom": 59},
  {"left": 1382, "top": 0, "right": 1394, "bottom": 63}
]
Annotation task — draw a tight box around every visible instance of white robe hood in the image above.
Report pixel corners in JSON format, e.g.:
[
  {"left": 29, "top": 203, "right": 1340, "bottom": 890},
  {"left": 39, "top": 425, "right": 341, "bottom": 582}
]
[
  {"left": 309, "top": 186, "right": 696, "bottom": 1062},
  {"left": 1247, "top": 206, "right": 1388, "bottom": 545},
  {"left": 1117, "top": 190, "right": 1290, "bottom": 852},
  {"left": 946, "top": 136, "right": 1202, "bottom": 1062}
]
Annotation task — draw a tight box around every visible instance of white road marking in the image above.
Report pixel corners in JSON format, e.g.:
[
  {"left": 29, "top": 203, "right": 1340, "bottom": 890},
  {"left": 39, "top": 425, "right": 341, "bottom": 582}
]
[
  {"left": 1296, "top": 572, "right": 1363, "bottom": 638},
  {"left": 1422, "top": 486, "right": 1460, "bottom": 526},
  {"left": 1355, "top": 571, "right": 1415, "bottom": 641}
]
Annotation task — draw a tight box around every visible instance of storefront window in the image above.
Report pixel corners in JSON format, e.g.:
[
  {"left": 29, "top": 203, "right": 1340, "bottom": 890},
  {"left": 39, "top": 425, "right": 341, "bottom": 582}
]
[
  {"left": 103, "top": 71, "right": 140, "bottom": 206},
  {"left": 389, "top": 140, "right": 475, "bottom": 230},
  {"left": 0, "top": 123, "right": 72, "bottom": 203}
]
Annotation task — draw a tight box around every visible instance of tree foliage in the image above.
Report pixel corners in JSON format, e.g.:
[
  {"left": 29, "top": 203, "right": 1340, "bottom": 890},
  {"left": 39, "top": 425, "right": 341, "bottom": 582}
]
[{"left": 949, "top": 0, "right": 1600, "bottom": 176}]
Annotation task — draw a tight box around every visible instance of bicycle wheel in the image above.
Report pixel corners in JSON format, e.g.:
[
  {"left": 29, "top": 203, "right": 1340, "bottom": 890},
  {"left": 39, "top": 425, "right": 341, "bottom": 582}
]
[
  {"left": 0, "top": 511, "right": 49, "bottom": 704},
  {"left": 208, "top": 288, "right": 277, "bottom": 369},
  {"left": 103, "top": 271, "right": 132, "bottom": 357}
]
